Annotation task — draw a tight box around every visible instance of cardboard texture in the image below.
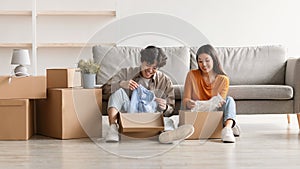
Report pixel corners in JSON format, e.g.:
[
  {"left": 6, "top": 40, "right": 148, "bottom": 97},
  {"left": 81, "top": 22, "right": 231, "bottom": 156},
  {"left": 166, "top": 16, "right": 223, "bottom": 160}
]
[
  {"left": 47, "top": 68, "right": 81, "bottom": 88},
  {"left": 179, "top": 111, "right": 223, "bottom": 139},
  {"left": 36, "top": 88, "right": 102, "bottom": 139},
  {"left": 0, "top": 99, "right": 33, "bottom": 140},
  {"left": 0, "top": 76, "right": 46, "bottom": 99},
  {"left": 118, "top": 113, "right": 164, "bottom": 138}
]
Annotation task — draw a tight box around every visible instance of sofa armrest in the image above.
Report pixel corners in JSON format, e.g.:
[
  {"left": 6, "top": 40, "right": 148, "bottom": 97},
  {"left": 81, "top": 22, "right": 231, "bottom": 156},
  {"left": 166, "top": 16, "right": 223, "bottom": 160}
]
[{"left": 286, "top": 57, "right": 300, "bottom": 113}]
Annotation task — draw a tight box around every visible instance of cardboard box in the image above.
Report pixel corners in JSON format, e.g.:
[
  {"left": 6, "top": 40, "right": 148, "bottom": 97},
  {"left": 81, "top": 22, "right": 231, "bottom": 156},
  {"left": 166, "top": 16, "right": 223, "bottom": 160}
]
[
  {"left": 0, "top": 99, "right": 33, "bottom": 140},
  {"left": 179, "top": 111, "right": 223, "bottom": 139},
  {"left": 118, "top": 113, "right": 164, "bottom": 138},
  {"left": 36, "top": 88, "right": 102, "bottom": 139},
  {"left": 47, "top": 68, "right": 81, "bottom": 88},
  {"left": 0, "top": 76, "right": 46, "bottom": 99}
]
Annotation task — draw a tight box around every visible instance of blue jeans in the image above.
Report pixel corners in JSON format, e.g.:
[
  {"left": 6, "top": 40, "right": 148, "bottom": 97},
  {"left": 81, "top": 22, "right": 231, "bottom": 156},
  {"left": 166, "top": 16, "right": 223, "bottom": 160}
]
[
  {"left": 221, "top": 96, "right": 237, "bottom": 127},
  {"left": 107, "top": 87, "right": 157, "bottom": 113},
  {"left": 107, "top": 88, "right": 130, "bottom": 112}
]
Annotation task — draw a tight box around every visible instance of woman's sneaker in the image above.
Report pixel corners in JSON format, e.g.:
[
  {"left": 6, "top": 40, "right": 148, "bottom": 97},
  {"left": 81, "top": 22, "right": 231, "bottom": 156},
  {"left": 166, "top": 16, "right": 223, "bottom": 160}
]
[
  {"left": 158, "top": 124, "right": 194, "bottom": 144},
  {"left": 232, "top": 124, "right": 241, "bottom": 137},
  {"left": 221, "top": 127, "right": 235, "bottom": 143},
  {"left": 105, "top": 124, "right": 119, "bottom": 142}
]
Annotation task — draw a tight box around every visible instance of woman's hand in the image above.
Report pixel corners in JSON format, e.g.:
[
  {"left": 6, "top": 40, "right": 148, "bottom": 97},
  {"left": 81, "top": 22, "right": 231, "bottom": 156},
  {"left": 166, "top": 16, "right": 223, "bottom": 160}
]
[
  {"left": 217, "top": 100, "right": 226, "bottom": 108},
  {"left": 187, "top": 99, "right": 196, "bottom": 109},
  {"left": 120, "top": 80, "right": 139, "bottom": 90},
  {"left": 155, "top": 98, "right": 167, "bottom": 111}
]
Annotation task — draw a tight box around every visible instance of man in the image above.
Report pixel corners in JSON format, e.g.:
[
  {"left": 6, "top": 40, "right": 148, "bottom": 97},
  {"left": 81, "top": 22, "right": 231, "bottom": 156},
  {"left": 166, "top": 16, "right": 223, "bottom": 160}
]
[{"left": 102, "top": 46, "right": 194, "bottom": 143}]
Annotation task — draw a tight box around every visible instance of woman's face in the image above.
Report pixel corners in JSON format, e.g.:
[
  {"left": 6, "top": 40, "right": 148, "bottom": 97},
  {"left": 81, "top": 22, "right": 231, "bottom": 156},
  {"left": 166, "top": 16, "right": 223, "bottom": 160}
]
[
  {"left": 197, "top": 53, "right": 214, "bottom": 73},
  {"left": 141, "top": 61, "right": 158, "bottom": 79}
]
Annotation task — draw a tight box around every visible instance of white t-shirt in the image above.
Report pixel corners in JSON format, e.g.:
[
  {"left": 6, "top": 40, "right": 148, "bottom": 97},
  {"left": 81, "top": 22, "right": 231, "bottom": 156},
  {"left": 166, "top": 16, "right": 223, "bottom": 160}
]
[{"left": 138, "top": 77, "right": 151, "bottom": 89}]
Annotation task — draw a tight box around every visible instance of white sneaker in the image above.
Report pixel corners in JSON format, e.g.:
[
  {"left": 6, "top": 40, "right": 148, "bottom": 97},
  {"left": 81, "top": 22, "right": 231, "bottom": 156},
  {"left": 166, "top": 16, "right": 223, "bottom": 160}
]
[
  {"left": 232, "top": 124, "right": 241, "bottom": 137},
  {"left": 221, "top": 127, "right": 235, "bottom": 143},
  {"left": 159, "top": 124, "right": 194, "bottom": 144},
  {"left": 105, "top": 124, "right": 119, "bottom": 142}
]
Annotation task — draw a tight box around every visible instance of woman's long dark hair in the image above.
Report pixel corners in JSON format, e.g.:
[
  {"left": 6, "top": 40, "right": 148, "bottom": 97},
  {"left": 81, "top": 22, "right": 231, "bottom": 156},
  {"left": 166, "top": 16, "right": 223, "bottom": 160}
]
[{"left": 196, "top": 44, "right": 227, "bottom": 76}]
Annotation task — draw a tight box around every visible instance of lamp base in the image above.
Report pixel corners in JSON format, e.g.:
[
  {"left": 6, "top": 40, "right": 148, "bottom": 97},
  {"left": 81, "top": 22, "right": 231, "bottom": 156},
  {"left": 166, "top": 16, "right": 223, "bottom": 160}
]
[{"left": 14, "top": 65, "right": 29, "bottom": 76}]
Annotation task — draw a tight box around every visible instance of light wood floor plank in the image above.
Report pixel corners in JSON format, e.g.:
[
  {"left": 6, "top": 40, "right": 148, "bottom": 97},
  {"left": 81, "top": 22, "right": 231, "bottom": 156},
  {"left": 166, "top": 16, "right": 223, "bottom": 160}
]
[{"left": 0, "top": 114, "right": 300, "bottom": 169}]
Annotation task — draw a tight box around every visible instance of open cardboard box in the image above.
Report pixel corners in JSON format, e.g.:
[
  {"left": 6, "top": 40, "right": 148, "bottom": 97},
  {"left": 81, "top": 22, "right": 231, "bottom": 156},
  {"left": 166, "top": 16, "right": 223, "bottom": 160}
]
[
  {"left": 118, "top": 112, "right": 164, "bottom": 139},
  {"left": 179, "top": 110, "right": 223, "bottom": 139}
]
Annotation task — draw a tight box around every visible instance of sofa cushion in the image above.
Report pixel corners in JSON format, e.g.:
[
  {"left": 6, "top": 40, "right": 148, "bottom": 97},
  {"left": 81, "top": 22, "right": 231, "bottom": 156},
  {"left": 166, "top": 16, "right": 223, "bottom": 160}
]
[
  {"left": 228, "top": 85, "right": 293, "bottom": 100},
  {"left": 93, "top": 45, "right": 190, "bottom": 85},
  {"left": 190, "top": 45, "right": 287, "bottom": 85}
]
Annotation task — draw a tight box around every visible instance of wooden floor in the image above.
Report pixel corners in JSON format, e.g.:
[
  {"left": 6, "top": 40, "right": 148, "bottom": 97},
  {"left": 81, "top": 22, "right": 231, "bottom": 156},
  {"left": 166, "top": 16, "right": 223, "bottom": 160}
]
[{"left": 1, "top": 114, "right": 300, "bottom": 169}]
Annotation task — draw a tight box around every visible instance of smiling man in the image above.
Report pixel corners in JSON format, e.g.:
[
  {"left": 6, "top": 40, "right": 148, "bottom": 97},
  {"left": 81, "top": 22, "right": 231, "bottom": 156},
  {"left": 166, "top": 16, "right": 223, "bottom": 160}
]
[{"left": 102, "top": 46, "right": 194, "bottom": 143}]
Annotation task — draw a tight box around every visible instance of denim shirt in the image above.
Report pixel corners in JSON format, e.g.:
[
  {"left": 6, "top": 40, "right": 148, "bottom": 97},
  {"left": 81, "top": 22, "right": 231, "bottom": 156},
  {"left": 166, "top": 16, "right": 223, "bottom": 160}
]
[
  {"left": 128, "top": 85, "right": 157, "bottom": 113},
  {"left": 102, "top": 66, "right": 175, "bottom": 116}
]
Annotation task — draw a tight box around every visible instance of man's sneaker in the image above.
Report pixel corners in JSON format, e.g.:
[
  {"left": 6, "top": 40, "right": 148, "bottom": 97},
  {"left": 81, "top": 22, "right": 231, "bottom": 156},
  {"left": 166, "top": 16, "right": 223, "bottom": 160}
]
[
  {"left": 105, "top": 124, "right": 119, "bottom": 142},
  {"left": 221, "top": 127, "right": 235, "bottom": 143},
  {"left": 232, "top": 124, "right": 241, "bottom": 137},
  {"left": 158, "top": 124, "right": 194, "bottom": 144}
]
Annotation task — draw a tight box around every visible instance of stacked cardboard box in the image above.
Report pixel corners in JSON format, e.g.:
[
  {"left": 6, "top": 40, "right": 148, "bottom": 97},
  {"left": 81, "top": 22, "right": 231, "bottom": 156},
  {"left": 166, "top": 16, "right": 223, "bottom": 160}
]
[
  {"left": 0, "top": 76, "right": 46, "bottom": 140},
  {"left": 36, "top": 68, "right": 102, "bottom": 139}
]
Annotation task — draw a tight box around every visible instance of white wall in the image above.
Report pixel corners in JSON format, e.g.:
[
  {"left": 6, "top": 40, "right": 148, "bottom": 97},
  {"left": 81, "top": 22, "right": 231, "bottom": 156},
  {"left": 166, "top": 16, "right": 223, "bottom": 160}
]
[
  {"left": 0, "top": 0, "right": 299, "bottom": 76},
  {"left": 118, "top": 0, "right": 300, "bottom": 57}
]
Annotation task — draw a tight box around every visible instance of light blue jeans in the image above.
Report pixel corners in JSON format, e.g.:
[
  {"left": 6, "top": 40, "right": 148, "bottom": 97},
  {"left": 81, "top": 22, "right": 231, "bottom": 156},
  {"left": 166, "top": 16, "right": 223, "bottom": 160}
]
[
  {"left": 108, "top": 88, "right": 130, "bottom": 112},
  {"left": 108, "top": 87, "right": 157, "bottom": 113},
  {"left": 221, "top": 96, "right": 237, "bottom": 127}
]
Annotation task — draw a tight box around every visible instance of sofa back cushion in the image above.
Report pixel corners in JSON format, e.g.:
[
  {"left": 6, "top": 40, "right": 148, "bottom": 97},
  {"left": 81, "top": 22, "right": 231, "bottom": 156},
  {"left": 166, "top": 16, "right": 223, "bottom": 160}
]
[
  {"left": 93, "top": 45, "right": 190, "bottom": 85},
  {"left": 190, "top": 45, "right": 287, "bottom": 85}
]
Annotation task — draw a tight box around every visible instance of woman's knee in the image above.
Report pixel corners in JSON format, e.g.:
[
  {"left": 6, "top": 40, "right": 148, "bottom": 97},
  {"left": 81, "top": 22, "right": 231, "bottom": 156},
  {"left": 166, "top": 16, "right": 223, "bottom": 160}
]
[{"left": 226, "top": 96, "right": 235, "bottom": 105}]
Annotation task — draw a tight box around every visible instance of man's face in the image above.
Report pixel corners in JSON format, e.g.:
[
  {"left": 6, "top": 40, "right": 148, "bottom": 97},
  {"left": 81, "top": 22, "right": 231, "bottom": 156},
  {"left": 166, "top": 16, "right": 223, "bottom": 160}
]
[{"left": 141, "top": 61, "right": 158, "bottom": 79}]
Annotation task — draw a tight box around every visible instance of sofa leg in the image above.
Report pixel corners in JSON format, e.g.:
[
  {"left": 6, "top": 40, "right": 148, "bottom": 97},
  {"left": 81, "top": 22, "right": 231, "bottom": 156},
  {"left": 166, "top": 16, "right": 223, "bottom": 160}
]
[
  {"left": 287, "top": 114, "right": 291, "bottom": 124},
  {"left": 297, "top": 113, "right": 300, "bottom": 129}
]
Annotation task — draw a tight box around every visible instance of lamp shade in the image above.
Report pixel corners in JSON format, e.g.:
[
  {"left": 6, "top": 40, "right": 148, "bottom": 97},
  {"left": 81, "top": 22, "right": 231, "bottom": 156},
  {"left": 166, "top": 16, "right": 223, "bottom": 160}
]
[{"left": 11, "top": 49, "right": 31, "bottom": 65}]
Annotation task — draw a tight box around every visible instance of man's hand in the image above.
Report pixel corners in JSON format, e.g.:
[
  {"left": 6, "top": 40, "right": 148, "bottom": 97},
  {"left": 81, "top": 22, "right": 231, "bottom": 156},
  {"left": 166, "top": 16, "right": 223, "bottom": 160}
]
[
  {"left": 187, "top": 99, "right": 196, "bottom": 109},
  {"left": 155, "top": 98, "right": 167, "bottom": 111},
  {"left": 120, "top": 80, "right": 139, "bottom": 90}
]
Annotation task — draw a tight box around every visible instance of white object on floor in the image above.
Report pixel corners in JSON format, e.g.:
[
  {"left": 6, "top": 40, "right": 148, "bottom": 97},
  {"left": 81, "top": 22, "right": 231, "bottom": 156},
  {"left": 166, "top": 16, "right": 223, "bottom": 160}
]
[
  {"left": 105, "top": 124, "right": 119, "bottom": 142},
  {"left": 163, "top": 117, "right": 175, "bottom": 131}
]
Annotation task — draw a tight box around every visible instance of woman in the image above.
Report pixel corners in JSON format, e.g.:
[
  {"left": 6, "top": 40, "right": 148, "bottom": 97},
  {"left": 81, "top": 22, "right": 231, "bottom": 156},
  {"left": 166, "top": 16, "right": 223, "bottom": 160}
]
[{"left": 183, "top": 44, "right": 240, "bottom": 143}]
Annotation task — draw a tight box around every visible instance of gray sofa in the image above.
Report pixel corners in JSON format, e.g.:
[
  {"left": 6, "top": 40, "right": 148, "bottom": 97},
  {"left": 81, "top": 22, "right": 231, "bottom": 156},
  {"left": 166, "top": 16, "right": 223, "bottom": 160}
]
[{"left": 93, "top": 45, "right": 300, "bottom": 128}]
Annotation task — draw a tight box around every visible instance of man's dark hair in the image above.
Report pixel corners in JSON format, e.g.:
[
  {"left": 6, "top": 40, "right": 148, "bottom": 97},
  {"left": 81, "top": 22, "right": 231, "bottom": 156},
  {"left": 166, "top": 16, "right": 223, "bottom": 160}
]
[{"left": 140, "top": 46, "right": 167, "bottom": 68}]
